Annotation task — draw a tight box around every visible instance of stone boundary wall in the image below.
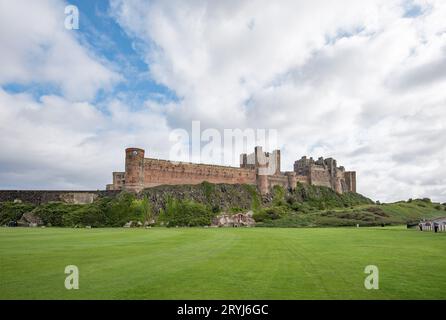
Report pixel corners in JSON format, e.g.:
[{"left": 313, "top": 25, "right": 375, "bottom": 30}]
[
  {"left": 0, "top": 190, "right": 120, "bottom": 205},
  {"left": 142, "top": 158, "right": 257, "bottom": 188}
]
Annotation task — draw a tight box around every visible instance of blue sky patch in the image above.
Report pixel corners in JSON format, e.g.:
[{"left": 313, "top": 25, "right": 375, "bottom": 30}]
[{"left": 403, "top": 1, "right": 424, "bottom": 18}]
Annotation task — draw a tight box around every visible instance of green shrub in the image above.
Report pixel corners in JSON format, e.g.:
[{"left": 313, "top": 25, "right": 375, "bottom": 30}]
[
  {"left": 63, "top": 205, "right": 106, "bottom": 228},
  {"left": 244, "top": 185, "right": 261, "bottom": 213},
  {"left": 365, "top": 206, "right": 388, "bottom": 217},
  {"left": 32, "top": 193, "right": 146, "bottom": 228},
  {"left": 156, "top": 208, "right": 166, "bottom": 225},
  {"left": 131, "top": 196, "right": 153, "bottom": 224},
  {"left": 290, "top": 202, "right": 308, "bottom": 213},
  {"left": 200, "top": 181, "right": 215, "bottom": 202},
  {"left": 34, "top": 202, "right": 84, "bottom": 226},
  {"left": 253, "top": 206, "right": 289, "bottom": 222},
  {"left": 0, "top": 202, "right": 35, "bottom": 225},
  {"left": 272, "top": 185, "right": 286, "bottom": 206},
  {"left": 104, "top": 192, "right": 139, "bottom": 227},
  {"left": 252, "top": 210, "right": 269, "bottom": 222},
  {"left": 292, "top": 183, "right": 373, "bottom": 209},
  {"left": 163, "top": 197, "right": 216, "bottom": 227}
]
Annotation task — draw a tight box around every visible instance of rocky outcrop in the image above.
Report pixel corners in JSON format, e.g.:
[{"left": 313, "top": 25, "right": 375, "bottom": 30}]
[
  {"left": 17, "top": 211, "right": 43, "bottom": 227},
  {"left": 140, "top": 183, "right": 258, "bottom": 214},
  {"left": 212, "top": 211, "right": 255, "bottom": 227}
]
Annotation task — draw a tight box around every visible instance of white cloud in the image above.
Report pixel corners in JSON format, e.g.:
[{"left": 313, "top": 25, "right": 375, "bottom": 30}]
[
  {"left": 0, "top": 0, "right": 445, "bottom": 203},
  {"left": 110, "top": 0, "right": 446, "bottom": 202},
  {"left": 0, "top": 88, "right": 172, "bottom": 189},
  {"left": 0, "top": 0, "right": 120, "bottom": 100}
]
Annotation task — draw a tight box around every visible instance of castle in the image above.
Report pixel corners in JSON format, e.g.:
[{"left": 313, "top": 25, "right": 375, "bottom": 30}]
[{"left": 107, "top": 147, "right": 356, "bottom": 195}]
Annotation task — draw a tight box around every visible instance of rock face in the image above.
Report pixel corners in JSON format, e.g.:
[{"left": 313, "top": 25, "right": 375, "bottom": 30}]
[
  {"left": 212, "top": 211, "right": 255, "bottom": 227},
  {"left": 17, "top": 211, "right": 43, "bottom": 227},
  {"left": 140, "top": 183, "right": 257, "bottom": 214}
]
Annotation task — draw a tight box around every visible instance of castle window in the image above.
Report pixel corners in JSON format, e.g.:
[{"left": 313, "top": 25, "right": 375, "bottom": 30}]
[{"left": 132, "top": 150, "right": 138, "bottom": 156}]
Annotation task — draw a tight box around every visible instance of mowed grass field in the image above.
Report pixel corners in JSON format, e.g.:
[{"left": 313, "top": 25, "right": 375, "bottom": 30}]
[{"left": 0, "top": 227, "right": 445, "bottom": 299}]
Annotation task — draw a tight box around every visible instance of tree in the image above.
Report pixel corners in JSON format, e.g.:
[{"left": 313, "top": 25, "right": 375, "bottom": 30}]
[
  {"left": 131, "top": 196, "right": 154, "bottom": 226},
  {"left": 141, "top": 196, "right": 154, "bottom": 225}
]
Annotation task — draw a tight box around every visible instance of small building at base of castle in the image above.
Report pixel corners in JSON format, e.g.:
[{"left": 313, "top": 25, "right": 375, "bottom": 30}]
[{"left": 418, "top": 217, "right": 446, "bottom": 232}]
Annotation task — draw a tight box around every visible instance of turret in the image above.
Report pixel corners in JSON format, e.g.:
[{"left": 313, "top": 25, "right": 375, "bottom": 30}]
[
  {"left": 272, "top": 149, "right": 281, "bottom": 174},
  {"left": 285, "top": 172, "right": 297, "bottom": 190},
  {"left": 240, "top": 153, "right": 248, "bottom": 168},
  {"left": 124, "top": 148, "right": 145, "bottom": 192},
  {"left": 345, "top": 171, "right": 357, "bottom": 193},
  {"left": 255, "top": 146, "right": 269, "bottom": 195}
]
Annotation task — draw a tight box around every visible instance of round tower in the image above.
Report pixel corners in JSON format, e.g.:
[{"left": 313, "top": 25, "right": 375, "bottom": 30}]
[
  {"left": 124, "top": 148, "right": 145, "bottom": 192},
  {"left": 257, "top": 173, "right": 269, "bottom": 195},
  {"left": 286, "top": 172, "right": 297, "bottom": 190}
]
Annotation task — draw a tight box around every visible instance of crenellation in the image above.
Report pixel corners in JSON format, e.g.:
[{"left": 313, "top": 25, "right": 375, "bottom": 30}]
[
  {"left": 294, "top": 154, "right": 356, "bottom": 193},
  {"left": 108, "top": 147, "right": 357, "bottom": 194}
]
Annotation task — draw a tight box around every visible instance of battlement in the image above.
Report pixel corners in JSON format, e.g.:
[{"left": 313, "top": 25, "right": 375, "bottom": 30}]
[
  {"left": 294, "top": 155, "right": 355, "bottom": 193},
  {"left": 107, "top": 147, "right": 357, "bottom": 194}
]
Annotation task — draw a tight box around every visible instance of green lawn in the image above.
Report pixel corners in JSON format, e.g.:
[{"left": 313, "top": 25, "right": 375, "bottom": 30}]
[{"left": 0, "top": 226, "right": 445, "bottom": 299}]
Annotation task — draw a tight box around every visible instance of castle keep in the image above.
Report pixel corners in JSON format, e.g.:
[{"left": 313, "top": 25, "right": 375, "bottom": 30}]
[{"left": 107, "top": 147, "right": 357, "bottom": 195}]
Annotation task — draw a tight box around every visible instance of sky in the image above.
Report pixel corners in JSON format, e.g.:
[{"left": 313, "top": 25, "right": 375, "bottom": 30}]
[{"left": 0, "top": 0, "right": 445, "bottom": 203}]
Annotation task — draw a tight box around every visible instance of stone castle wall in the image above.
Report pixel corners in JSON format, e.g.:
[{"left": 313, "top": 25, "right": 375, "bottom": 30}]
[
  {"left": 294, "top": 156, "right": 356, "bottom": 193},
  {"left": 309, "top": 166, "right": 332, "bottom": 188},
  {"left": 116, "top": 148, "right": 257, "bottom": 192},
  {"left": 0, "top": 190, "right": 119, "bottom": 205},
  {"left": 141, "top": 158, "right": 257, "bottom": 189},
  {"left": 107, "top": 147, "right": 357, "bottom": 194},
  {"left": 344, "top": 171, "right": 356, "bottom": 193}
]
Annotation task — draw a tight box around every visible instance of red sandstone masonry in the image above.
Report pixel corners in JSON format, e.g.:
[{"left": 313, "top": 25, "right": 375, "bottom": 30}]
[
  {"left": 142, "top": 158, "right": 257, "bottom": 188},
  {"left": 309, "top": 167, "right": 332, "bottom": 188},
  {"left": 107, "top": 147, "right": 357, "bottom": 194}
]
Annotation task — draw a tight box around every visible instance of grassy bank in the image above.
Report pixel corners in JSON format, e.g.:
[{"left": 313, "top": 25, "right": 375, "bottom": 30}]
[
  {"left": 1, "top": 183, "right": 445, "bottom": 228},
  {"left": 255, "top": 186, "right": 445, "bottom": 227}
]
